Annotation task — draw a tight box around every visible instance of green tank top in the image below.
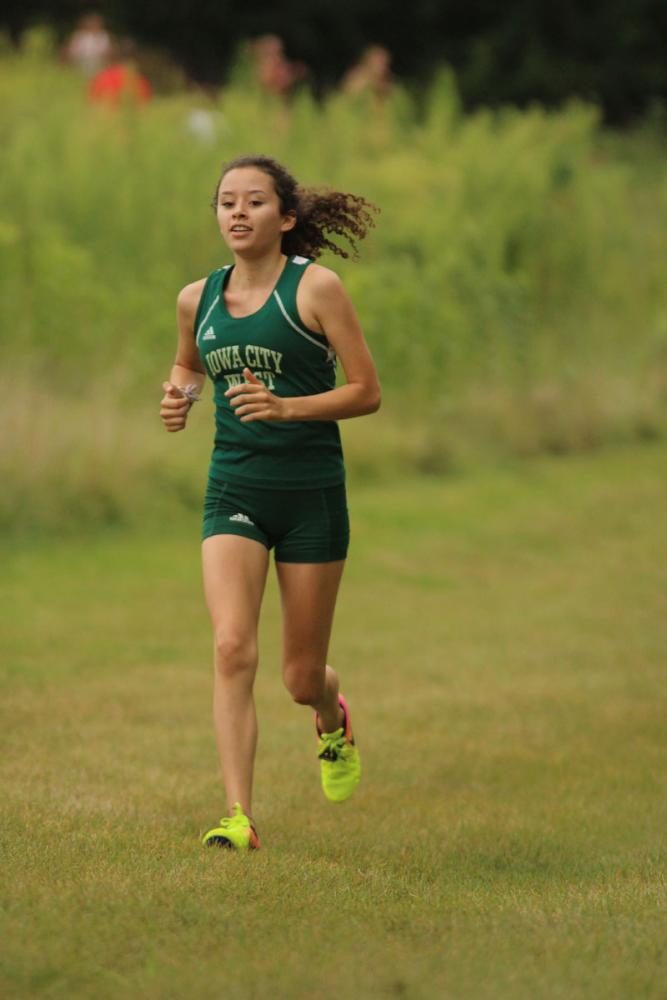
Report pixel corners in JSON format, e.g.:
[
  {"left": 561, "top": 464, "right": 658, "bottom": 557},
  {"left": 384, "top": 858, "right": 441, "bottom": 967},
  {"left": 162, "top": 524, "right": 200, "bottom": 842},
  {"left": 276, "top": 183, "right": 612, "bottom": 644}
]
[{"left": 195, "top": 255, "right": 345, "bottom": 489}]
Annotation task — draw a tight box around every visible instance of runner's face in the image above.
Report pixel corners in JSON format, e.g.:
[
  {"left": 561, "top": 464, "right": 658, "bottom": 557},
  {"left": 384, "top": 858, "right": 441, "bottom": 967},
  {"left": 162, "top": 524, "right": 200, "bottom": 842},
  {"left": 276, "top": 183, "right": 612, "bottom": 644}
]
[{"left": 216, "top": 167, "right": 295, "bottom": 256}]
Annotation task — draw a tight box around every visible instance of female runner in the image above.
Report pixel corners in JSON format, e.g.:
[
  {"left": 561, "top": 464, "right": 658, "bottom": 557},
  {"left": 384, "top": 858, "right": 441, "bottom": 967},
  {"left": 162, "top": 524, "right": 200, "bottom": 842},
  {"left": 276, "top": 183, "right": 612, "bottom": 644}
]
[{"left": 160, "top": 155, "right": 381, "bottom": 850}]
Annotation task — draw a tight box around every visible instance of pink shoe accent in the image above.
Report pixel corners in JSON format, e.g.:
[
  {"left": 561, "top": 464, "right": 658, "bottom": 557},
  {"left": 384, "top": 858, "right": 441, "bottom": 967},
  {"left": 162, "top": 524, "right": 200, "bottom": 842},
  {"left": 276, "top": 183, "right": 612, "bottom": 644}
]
[{"left": 315, "top": 693, "right": 353, "bottom": 740}]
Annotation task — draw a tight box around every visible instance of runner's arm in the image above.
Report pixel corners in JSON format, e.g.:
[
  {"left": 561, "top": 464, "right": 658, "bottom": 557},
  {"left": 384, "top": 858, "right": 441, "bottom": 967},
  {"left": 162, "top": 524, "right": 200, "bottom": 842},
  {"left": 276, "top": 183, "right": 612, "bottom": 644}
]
[
  {"left": 160, "top": 280, "right": 207, "bottom": 432},
  {"left": 226, "top": 266, "right": 381, "bottom": 423}
]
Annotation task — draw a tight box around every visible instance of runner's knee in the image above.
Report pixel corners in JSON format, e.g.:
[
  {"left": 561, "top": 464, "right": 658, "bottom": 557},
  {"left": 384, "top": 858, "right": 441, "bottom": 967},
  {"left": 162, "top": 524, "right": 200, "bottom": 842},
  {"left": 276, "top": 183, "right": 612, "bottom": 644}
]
[
  {"left": 283, "top": 660, "right": 326, "bottom": 705},
  {"left": 214, "top": 630, "right": 257, "bottom": 679}
]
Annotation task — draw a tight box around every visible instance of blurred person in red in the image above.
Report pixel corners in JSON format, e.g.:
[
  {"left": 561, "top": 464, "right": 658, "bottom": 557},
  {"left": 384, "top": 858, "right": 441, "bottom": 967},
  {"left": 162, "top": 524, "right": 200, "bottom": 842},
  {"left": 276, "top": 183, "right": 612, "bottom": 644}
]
[{"left": 89, "top": 39, "right": 152, "bottom": 106}]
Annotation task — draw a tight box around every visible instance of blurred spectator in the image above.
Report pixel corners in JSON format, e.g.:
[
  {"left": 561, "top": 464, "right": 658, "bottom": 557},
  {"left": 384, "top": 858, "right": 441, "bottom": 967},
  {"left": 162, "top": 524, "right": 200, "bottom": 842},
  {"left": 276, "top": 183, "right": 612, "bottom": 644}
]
[
  {"left": 186, "top": 107, "right": 218, "bottom": 142},
  {"left": 251, "top": 35, "right": 308, "bottom": 97},
  {"left": 185, "top": 87, "right": 227, "bottom": 143},
  {"left": 89, "top": 39, "right": 152, "bottom": 106},
  {"left": 342, "top": 45, "right": 393, "bottom": 101},
  {"left": 62, "top": 13, "right": 113, "bottom": 77}
]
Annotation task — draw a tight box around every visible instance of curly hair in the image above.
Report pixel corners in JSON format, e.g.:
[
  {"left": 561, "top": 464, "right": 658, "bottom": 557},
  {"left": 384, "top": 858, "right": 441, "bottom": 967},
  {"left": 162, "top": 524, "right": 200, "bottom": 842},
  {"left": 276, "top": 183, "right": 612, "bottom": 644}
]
[{"left": 211, "top": 154, "right": 378, "bottom": 260}]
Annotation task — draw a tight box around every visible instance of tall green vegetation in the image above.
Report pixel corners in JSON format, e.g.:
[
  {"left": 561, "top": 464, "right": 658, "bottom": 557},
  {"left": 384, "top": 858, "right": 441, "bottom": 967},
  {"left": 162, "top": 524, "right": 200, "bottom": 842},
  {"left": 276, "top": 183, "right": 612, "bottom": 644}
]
[{"left": 1, "top": 36, "right": 666, "bottom": 532}]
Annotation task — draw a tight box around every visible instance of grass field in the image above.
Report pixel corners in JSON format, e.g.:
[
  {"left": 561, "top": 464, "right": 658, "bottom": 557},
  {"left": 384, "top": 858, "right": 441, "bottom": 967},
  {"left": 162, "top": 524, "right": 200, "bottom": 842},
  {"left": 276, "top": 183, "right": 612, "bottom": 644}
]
[{"left": 2, "top": 442, "right": 666, "bottom": 998}]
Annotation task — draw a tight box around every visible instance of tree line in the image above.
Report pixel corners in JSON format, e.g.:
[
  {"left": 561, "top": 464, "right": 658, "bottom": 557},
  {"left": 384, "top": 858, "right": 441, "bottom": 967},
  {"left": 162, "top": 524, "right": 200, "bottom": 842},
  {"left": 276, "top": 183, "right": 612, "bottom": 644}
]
[{"left": 2, "top": 0, "right": 666, "bottom": 123}]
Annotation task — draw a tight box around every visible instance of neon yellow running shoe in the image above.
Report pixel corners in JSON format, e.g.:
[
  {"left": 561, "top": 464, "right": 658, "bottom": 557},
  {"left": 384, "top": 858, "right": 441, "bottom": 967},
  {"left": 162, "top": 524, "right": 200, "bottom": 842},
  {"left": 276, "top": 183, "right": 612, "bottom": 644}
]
[
  {"left": 316, "top": 694, "right": 361, "bottom": 803},
  {"left": 202, "top": 803, "right": 260, "bottom": 850}
]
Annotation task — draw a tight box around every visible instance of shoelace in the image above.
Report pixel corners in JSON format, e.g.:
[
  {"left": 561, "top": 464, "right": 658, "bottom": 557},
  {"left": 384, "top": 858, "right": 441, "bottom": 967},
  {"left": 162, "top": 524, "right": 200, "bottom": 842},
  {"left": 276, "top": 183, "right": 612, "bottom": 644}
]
[
  {"left": 216, "top": 806, "right": 248, "bottom": 830},
  {"left": 318, "top": 729, "right": 347, "bottom": 762}
]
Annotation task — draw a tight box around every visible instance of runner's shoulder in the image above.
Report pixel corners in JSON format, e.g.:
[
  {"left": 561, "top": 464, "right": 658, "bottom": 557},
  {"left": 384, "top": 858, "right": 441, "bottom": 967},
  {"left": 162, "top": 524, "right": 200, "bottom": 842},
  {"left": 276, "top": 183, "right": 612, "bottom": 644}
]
[
  {"left": 300, "top": 262, "right": 345, "bottom": 301},
  {"left": 177, "top": 278, "right": 208, "bottom": 322}
]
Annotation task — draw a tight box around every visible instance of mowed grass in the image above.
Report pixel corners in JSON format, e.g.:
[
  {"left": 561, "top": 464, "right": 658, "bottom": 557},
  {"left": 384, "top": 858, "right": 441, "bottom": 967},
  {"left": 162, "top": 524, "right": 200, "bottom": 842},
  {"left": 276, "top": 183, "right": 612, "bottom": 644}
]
[{"left": 1, "top": 443, "right": 666, "bottom": 999}]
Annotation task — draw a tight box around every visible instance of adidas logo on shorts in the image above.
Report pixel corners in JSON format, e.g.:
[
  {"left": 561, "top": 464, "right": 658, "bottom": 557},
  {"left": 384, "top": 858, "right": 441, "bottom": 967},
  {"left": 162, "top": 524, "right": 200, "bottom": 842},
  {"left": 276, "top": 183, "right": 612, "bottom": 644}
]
[{"left": 229, "top": 513, "right": 254, "bottom": 526}]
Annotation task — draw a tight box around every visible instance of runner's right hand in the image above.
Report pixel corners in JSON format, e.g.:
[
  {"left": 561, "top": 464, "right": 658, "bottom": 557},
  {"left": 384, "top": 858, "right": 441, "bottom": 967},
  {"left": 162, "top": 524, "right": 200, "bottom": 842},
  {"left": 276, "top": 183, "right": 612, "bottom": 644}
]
[{"left": 160, "top": 382, "right": 190, "bottom": 432}]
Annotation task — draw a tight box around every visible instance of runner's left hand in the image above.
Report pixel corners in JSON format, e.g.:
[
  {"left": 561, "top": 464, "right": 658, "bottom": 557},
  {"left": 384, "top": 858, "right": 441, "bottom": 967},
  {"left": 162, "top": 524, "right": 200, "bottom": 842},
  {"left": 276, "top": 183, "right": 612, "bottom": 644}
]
[{"left": 225, "top": 368, "right": 289, "bottom": 422}]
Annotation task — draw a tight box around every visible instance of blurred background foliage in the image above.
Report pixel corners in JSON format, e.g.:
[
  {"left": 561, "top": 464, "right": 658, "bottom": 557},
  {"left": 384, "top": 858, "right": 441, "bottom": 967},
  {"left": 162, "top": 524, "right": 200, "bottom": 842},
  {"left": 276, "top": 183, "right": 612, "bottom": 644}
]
[
  {"left": 0, "top": 22, "right": 666, "bottom": 534},
  {"left": 1, "top": 0, "right": 666, "bottom": 122}
]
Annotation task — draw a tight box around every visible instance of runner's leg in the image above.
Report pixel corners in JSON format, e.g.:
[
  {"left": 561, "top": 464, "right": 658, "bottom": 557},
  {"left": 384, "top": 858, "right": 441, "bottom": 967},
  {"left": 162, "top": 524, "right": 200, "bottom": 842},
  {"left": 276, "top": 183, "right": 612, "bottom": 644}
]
[
  {"left": 276, "top": 560, "right": 346, "bottom": 733},
  {"left": 202, "top": 534, "right": 269, "bottom": 817}
]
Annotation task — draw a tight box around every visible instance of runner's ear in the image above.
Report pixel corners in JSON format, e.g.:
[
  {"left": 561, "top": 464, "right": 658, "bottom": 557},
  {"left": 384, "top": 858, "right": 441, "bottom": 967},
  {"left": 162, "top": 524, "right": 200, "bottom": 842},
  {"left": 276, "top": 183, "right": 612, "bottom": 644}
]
[{"left": 281, "top": 210, "right": 297, "bottom": 232}]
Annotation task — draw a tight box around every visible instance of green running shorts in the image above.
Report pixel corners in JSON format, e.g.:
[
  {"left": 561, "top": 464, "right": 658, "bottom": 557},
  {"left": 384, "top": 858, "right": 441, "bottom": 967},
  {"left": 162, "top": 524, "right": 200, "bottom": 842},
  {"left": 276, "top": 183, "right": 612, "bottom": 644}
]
[{"left": 202, "top": 477, "right": 349, "bottom": 563}]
